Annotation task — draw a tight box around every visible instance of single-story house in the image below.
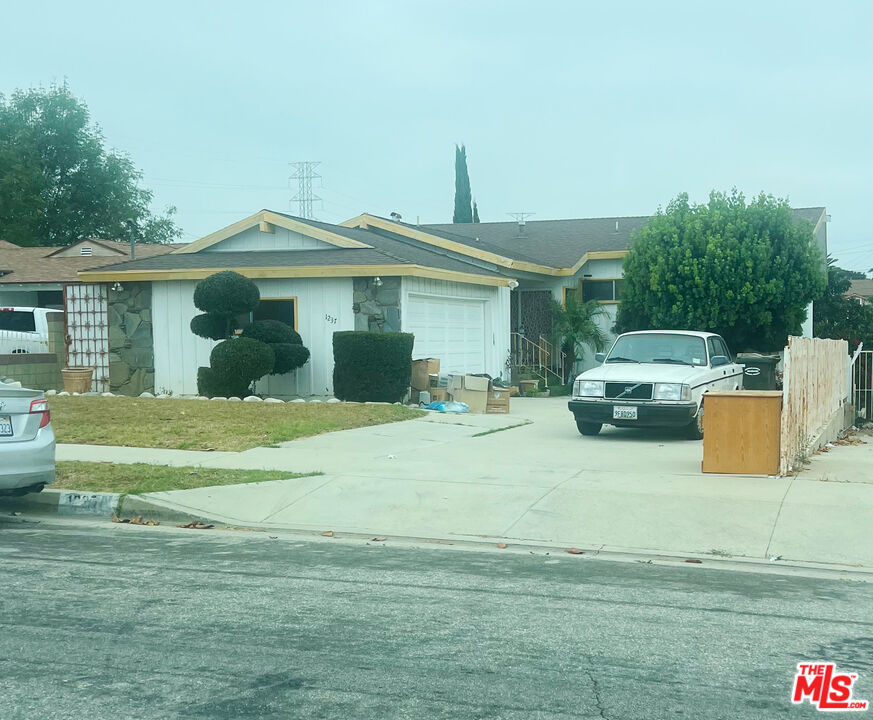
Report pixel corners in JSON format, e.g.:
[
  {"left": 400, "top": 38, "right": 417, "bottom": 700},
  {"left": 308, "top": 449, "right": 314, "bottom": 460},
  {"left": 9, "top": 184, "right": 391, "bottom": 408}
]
[
  {"left": 0, "top": 238, "right": 178, "bottom": 392},
  {"left": 846, "top": 278, "right": 873, "bottom": 306},
  {"left": 78, "top": 207, "right": 828, "bottom": 398}
]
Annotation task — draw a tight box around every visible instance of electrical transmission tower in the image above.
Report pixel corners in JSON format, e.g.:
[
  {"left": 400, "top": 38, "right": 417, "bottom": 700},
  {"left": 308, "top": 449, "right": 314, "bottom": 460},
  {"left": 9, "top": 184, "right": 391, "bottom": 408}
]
[{"left": 289, "top": 161, "right": 322, "bottom": 219}]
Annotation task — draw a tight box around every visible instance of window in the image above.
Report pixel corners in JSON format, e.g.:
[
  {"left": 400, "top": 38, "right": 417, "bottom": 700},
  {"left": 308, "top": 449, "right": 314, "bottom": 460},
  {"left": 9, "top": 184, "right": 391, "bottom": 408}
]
[
  {"left": 254, "top": 298, "right": 297, "bottom": 330},
  {"left": 707, "top": 336, "right": 731, "bottom": 362},
  {"left": 607, "top": 333, "right": 707, "bottom": 366},
  {"left": 0, "top": 309, "right": 36, "bottom": 332},
  {"left": 581, "top": 278, "right": 624, "bottom": 303},
  {"left": 562, "top": 286, "right": 578, "bottom": 307}
]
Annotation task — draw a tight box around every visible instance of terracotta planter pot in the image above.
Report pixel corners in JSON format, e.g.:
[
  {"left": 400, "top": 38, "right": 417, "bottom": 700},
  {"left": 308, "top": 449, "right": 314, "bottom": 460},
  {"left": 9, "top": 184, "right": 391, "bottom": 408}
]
[{"left": 61, "top": 367, "right": 94, "bottom": 394}]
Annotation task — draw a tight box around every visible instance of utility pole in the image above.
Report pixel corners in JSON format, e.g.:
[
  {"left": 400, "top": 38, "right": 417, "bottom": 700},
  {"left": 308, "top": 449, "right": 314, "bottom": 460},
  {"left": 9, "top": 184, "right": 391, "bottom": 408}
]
[{"left": 289, "top": 161, "right": 322, "bottom": 219}]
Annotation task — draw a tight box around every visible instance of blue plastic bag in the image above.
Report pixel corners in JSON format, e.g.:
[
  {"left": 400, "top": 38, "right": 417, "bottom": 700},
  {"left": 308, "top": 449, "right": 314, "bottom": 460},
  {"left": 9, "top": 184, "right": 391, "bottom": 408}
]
[{"left": 423, "top": 400, "right": 469, "bottom": 413}]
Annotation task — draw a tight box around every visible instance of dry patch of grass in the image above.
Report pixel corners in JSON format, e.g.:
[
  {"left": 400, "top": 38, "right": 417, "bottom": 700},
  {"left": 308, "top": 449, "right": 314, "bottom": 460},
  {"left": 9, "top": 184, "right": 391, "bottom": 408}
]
[
  {"left": 48, "top": 396, "right": 423, "bottom": 451},
  {"left": 53, "top": 461, "right": 313, "bottom": 495}
]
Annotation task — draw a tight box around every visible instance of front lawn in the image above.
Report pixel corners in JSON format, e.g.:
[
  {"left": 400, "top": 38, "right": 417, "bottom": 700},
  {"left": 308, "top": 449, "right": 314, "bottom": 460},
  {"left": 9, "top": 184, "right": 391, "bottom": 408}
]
[
  {"left": 53, "top": 461, "right": 313, "bottom": 495},
  {"left": 48, "top": 396, "right": 423, "bottom": 451}
]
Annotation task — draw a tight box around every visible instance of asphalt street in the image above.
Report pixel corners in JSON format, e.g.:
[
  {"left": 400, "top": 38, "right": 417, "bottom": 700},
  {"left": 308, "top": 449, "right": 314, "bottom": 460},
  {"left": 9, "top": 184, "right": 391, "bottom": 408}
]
[{"left": 1, "top": 517, "right": 871, "bottom": 719}]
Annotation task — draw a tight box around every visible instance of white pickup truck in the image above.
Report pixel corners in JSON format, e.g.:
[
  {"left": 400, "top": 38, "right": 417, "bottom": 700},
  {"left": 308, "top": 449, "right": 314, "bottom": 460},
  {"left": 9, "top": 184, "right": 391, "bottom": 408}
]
[{"left": 0, "top": 307, "right": 55, "bottom": 354}]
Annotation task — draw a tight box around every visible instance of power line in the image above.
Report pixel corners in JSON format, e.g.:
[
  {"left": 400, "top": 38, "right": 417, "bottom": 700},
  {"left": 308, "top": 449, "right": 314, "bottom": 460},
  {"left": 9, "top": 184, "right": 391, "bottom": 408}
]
[{"left": 289, "top": 161, "right": 322, "bottom": 219}]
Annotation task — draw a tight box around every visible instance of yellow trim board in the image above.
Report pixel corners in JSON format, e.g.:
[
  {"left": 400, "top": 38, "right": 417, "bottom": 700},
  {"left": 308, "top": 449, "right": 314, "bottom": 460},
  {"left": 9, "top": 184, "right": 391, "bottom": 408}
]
[
  {"left": 175, "top": 210, "right": 373, "bottom": 254},
  {"left": 78, "top": 263, "right": 514, "bottom": 287},
  {"left": 341, "top": 213, "right": 629, "bottom": 276}
]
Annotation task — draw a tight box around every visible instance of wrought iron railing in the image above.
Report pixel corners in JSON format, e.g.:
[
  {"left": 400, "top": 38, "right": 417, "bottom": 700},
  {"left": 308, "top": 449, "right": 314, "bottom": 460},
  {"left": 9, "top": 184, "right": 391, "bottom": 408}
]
[
  {"left": 510, "top": 333, "right": 565, "bottom": 386},
  {"left": 853, "top": 349, "right": 872, "bottom": 422}
]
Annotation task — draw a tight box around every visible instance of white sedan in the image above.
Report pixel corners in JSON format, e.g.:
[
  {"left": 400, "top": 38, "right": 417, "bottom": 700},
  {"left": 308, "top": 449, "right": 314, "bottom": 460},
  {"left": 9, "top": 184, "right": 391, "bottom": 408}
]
[
  {"left": 0, "top": 378, "right": 56, "bottom": 495},
  {"left": 567, "top": 330, "right": 744, "bottom": 439}
]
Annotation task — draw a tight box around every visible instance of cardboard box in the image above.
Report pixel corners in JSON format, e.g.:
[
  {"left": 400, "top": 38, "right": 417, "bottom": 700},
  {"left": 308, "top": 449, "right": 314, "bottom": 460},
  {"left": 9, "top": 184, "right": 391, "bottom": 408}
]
[
  {"left": 412, "top": 358, "right": 440, "bottom": 390},
  {"left": 486, "top": 387, "right": 511, "bottom": 414},
  {"left": 447, "top": 374, "right": 491, "bottom": 413},
  {"left": 429, "top": 387, "right": 448, "bottom": 402}
]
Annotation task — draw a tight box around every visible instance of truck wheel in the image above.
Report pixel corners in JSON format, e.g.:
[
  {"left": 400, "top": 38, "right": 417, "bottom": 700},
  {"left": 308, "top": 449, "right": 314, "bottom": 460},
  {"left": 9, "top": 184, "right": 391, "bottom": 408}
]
[
  {"left": 576, "top": 420, "right": 602, "bottom": 436},
  {"left": 686, "top": 408, "right": 704, "bottom": 440}
]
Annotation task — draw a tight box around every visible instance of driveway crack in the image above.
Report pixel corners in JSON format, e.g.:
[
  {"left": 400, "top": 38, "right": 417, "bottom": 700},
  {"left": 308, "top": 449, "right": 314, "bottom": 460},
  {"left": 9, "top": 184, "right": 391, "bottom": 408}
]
[
  {"left": 500, "top": 470, "right": 583, "bottom": 537},
  {"left": 582, "top": 666, "right": 610, "bottom": 719},
  {"left": 764, "top": 474, "right": 795, "bottom": 559}
]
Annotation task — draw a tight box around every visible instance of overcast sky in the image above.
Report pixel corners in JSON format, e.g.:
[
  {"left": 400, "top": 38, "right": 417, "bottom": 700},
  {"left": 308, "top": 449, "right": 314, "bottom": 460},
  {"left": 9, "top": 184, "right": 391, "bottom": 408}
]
[{"left": 2, "top": 1, "right": 871, "bottom": 271}]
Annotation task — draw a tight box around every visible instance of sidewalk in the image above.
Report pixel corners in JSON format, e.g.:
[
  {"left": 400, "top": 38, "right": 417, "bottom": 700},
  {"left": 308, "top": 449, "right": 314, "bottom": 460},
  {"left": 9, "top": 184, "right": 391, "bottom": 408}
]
[{"left": 54, "top": 398, "right": 873, "bottom": 569}]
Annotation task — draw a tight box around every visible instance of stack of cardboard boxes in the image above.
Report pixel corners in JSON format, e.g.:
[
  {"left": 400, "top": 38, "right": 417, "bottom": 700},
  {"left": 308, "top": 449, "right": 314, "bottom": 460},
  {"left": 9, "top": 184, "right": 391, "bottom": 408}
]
[{"left": 410, "top": 357, "right": 511, "bottom": 414}]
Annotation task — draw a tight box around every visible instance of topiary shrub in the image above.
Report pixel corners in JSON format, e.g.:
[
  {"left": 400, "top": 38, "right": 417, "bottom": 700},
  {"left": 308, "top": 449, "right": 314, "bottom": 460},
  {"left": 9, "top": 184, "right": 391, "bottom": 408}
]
[
  {"left": 332, "top": 331, "right": 414, "bottom": 403},
  {"left": 191, "top": 271, "right": 274, "bottom": 397},
  {"left": 241, "top": 319, "right": 310, "bottom": 376},
  {"left": 209, "top": 338, "right": 274, "bottom": 391},
  {"left": 272, "top": 343, "right": 311, "bottom": 374},
  {"left": 193, "top": 270, "right": 261, "bottom": 318}
]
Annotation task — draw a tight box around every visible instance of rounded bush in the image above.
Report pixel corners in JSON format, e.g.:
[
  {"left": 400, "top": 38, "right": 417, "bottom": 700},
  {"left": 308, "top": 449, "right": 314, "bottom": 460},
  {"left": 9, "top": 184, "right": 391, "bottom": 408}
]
[
  {"left": 190, "top": 313, "right": 230, "bottom": 341},
  {"left": 272, "top": 343, "right": 311, "bottom": 375},
  {"left": 210, "top": 337, "right": 274, "bottom": 388},
  {"left": 193, "top": 271, "right": 260, "bottom": 317},
  {"left": 241, "top": 319, "right": 302, "bottom": 346},
  {"left": 332, "top": 331, "right": 414, "bottom": 402}
]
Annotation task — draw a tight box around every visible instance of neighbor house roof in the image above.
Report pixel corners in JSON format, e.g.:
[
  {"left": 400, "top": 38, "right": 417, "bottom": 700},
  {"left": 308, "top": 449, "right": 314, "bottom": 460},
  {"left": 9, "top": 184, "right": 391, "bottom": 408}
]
[
  {"left": 0, "top": 241, "right": 179, "bottom": 284},
  {"left": 342, "top": 207, "right": 828, "bottom": 275},
  {"left": 847, "top": 278, "right": 873, "bottom": 299}
]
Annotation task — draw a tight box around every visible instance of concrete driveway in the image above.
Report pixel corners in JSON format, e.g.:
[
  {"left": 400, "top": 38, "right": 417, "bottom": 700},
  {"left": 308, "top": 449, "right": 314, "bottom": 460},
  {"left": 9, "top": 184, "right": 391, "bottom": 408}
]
[{"left": 61, "top": 397, "right": 873, "bottom": 568}]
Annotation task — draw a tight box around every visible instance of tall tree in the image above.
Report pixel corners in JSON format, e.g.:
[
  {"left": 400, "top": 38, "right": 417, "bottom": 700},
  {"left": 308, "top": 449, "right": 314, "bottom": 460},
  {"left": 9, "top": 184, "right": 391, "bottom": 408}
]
[
  {"left": 615, "top": 190, "right": 826, "bottom": 351},
  {"left": 472, "top": 199, "right": 480, "bottom": 223},
  {"left": 813, "top": 257, "right": 873, "bottom": 351},
  {"left": 452, "top": 144, "right": 473, "bottom": 223},
  {"left": 0, "top": 83, "right": 181, "bottom": 246}
]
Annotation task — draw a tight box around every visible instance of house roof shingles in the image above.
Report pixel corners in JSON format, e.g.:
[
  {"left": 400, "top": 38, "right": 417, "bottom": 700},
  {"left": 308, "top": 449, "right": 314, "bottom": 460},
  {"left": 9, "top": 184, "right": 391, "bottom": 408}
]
[
  {"left": 847, "top": 278, "right": 873, "bottom": 299},
  {"left": 0, "top": 242, "right": 179, "bottom": 284}
]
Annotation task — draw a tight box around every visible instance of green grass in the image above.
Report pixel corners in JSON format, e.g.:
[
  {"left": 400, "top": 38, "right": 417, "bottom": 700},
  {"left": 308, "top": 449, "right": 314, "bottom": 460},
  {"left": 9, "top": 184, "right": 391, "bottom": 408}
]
[
  {"left": 48, "top": 396, "right": 424, "bottom": 452},
  {"left": 53, "top": 461, "right": 314, "bottom": 495},
  {"left": 472, "top": 421, "right": 532, "bottom": 437}
]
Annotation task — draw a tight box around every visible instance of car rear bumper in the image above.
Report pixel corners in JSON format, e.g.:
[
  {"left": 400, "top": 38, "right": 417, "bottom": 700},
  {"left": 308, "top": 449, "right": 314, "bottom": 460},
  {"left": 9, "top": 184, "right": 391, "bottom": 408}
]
[
  {"left": 568, "top": 399, "right": 698, "bottom": 427},
  {"left": 0, "top": 426, "right": 56, "bottom": 491}
]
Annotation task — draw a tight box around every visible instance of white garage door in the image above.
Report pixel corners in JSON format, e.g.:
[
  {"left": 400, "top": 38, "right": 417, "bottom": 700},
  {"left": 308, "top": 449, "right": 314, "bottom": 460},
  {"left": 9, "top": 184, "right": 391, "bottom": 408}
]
[{"left": 405, "top": 295, "right": 486, "bottom": 374}]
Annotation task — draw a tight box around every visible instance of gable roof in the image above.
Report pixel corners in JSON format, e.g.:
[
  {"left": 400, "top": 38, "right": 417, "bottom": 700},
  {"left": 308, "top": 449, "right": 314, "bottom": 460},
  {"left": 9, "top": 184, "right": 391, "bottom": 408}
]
[
  {"left": 174, "top": 210, "right": 374, "bottom": 253},
  {"left": 0, "top": 242, "right": 178, "bottom": 284},
  {"left": 79, "top": 211, "right": 514, "bottom": 287},
  {"left": 343, "top": 207, "right": 828, "bottom": 275}
]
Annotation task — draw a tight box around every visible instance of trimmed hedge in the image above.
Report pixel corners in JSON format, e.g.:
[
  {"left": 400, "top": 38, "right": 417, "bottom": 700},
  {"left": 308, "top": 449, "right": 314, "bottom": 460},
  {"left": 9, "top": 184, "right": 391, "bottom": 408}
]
[
  {"left": 210, "top": 338, "right": 274, "bottom": 385},
  {"left": 193, "top": 270, "right": 260, "bottom": 317},
  {"left": 190, "top": 313, "right": 230, "bottom": 341},
  {"left": 332, "top": 331, "right": 414, "bottom": 403},
  {"left": 272, "top": 343, "right": 311, "bottom": 375},
  {"left": 241, "top": 319, "right": 302, "bottom": 346},
  {"left": 196, "top": 366, "right": 252, "bottom": 399}
]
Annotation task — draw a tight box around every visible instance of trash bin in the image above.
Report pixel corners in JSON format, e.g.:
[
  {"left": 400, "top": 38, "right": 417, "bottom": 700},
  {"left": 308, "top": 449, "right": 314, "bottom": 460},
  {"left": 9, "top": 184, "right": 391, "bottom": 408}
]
[{"left": 736, "top": 353, "right": 780, "bottom": 390}]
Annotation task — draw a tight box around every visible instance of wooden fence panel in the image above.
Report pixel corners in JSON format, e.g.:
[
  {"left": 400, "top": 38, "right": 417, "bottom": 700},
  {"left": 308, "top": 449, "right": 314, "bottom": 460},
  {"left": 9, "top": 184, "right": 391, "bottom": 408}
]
[{"left": 780, "top": 336, "right": 849, "bottom": 474}]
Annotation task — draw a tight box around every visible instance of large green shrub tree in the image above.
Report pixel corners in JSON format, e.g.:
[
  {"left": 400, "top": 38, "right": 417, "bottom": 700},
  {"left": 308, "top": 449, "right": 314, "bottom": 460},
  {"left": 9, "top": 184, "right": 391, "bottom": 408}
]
[
  {"left": 813, "top": 258, "right": 873, "bottom": 351},
  {"left": 0, "top": 83, "right": 180, "bottom": 246},
  {"left": 190, "top": 271, "right": 309, "bottom": 397},
  {"left": 615, "top": 191, "right": 826, "bottom": 351}
]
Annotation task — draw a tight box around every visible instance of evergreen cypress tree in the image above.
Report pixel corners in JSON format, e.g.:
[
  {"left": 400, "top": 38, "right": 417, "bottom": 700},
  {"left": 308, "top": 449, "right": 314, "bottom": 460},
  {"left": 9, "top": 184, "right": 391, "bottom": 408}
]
[
  {"left": 472, "top": 200, "right": 480, "bottom": 223},
  {"left": 453, "top": 144, "right": 473, "bottom": 223}
]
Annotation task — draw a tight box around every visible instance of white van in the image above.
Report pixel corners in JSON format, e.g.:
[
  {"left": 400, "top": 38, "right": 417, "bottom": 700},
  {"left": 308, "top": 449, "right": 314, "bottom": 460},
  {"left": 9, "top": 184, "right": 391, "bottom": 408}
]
[{"left": 0, "top": 307, "right": 55, "bottom": 354}]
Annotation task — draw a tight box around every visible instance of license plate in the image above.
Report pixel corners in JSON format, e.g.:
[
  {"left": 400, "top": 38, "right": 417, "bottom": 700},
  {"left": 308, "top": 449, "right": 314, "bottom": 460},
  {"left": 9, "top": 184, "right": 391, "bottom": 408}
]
[
  {"left": 613, "top": 405, "right": 638, "bottom": 420},
  {"left": 0, "top": 415, "right": 12, "bottom": 437}
]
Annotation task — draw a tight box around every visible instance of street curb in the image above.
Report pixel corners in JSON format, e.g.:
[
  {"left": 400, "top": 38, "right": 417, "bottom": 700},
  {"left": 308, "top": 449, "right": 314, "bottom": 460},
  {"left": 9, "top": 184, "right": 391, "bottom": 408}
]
[
  {"left": 1, "top": 489, "right": 120, "bottom": 518},
  {"left": 118, "top": 495, "right": 211, "bottom": 525}
]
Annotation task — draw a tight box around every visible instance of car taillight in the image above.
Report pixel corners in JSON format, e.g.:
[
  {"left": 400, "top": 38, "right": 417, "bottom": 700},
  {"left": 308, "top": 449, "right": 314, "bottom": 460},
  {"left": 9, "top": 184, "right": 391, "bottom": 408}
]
[{"left": 29, "top": 398, "right": 51, "bottom": 429}]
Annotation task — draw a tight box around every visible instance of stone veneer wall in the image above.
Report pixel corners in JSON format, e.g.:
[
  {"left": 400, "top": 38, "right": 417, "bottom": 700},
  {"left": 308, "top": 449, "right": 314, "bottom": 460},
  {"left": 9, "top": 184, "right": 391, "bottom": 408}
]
[
  {"left": 353, "top": 277, "right": 401, "bottom": 332},
  {"left": 108, "top": 282, "right": 155, "bottom": 395}
]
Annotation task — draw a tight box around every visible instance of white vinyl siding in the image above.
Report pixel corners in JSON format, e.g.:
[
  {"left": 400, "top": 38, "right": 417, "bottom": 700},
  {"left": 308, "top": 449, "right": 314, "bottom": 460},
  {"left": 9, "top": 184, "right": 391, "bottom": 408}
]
[
  {"left": 206, "top": 225, "right": 334, "bottom": 252},
  {"left": 152, "top": 277, "right": 353, "bottom": 397}
]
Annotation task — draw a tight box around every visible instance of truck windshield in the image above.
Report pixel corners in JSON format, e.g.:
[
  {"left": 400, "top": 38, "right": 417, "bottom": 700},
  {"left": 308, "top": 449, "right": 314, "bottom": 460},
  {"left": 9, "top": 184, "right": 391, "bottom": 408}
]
[
  {"left": 607, "top": 334, "right": 707, "bottom": 366},
  {"left": 0, "top": 310, "right": 36, "bottom": 332}
]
